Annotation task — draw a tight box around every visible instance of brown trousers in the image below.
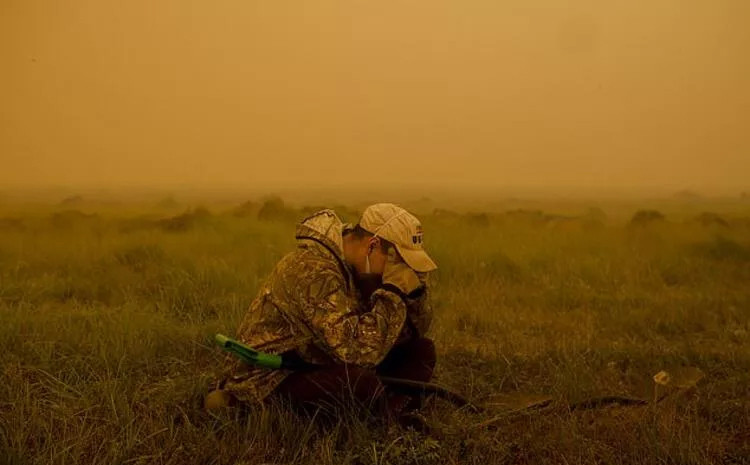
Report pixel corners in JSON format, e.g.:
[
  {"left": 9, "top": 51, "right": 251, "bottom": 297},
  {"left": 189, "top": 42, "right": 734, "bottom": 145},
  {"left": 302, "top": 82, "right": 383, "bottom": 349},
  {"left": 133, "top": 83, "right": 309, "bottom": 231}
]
[{"left": 273, "top": 338, "right": 436, "bottom": 419}]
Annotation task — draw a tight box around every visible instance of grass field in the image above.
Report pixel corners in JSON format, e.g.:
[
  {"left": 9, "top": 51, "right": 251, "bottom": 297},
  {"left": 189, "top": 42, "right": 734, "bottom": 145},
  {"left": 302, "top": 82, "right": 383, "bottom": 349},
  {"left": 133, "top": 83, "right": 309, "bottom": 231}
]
[{"left": 1, "top": 194, "right": 749, "bottom": 464}]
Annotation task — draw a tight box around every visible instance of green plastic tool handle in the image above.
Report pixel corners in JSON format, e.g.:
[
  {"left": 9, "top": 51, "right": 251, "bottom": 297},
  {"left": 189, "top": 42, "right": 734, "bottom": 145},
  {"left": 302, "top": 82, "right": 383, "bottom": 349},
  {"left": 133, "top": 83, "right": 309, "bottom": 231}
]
[
  {"left": 213, "top": 335, "right": 480, "bottom": 410},
  {"left": 214, "top": 334, "right": 283, "bottom": 370}
]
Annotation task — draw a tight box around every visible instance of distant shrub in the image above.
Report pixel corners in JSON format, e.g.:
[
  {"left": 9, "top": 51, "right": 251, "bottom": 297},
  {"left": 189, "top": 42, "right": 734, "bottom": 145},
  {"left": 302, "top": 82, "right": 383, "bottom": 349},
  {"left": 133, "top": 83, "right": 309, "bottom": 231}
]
[
  {"left": 159, "top": 215, "right": 190, "bottom": 232},
  {"left": 465, "top": 212, "right": 490, "bottom": 227},
  {"left": 629, "top": 210, "right": 665, "bottom": 226},
  {"left": 232, "top": 200, "right": 259, "bottom": 218},
  {"left": 158, "top": 207, "right": 211, "bottom": 232},
  {"left": 502, "top": 209, "right": 547, "bottom": 226},
  {"left": 692, "top": 236, "right": 750, "bottom": 262},
  {"left": 257, "top": 196, "right": 293, "bottom": 222},
  {"left": 58, "top": 195, "right": 84, "bottom": 207},
  {"left": 432, "top": 208, "right": 459, "bottom": 218},
  {"left": 192, "top": 206, "right": 211, "bottom": 218},
  {"left": 544, "top": 215, "right": 584, "bottom": 231},
  {"left": 694, "top": 212, "right": 729, "bottom": 228},
  {"left": 50, "top": 210, "right": 99, "bottom": 228},
  {"left": 156, "top": 196, "right": 180, "bottom": 210}
]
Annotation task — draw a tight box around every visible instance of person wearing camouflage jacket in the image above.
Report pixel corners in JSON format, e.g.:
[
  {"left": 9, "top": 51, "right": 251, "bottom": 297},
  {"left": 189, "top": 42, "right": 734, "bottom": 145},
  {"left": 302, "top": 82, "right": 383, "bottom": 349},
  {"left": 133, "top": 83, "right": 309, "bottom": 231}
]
[{"left": 211, "top": 204, "right": 438, "bottom": 418}]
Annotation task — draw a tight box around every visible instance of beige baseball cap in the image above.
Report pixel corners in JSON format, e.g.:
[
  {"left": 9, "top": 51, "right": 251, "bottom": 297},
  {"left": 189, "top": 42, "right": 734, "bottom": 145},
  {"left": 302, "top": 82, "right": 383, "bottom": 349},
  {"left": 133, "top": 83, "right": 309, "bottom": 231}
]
[{"left": 359, "top": 203, "right": 437, "bottom": 273}]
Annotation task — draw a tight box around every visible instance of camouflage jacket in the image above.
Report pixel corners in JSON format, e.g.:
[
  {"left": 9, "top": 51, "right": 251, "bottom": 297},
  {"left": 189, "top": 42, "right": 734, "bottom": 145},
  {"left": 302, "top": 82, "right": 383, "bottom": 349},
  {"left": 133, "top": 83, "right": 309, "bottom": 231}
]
[{"left": 220, "top": 209, "right": 432, "bottom": 403}]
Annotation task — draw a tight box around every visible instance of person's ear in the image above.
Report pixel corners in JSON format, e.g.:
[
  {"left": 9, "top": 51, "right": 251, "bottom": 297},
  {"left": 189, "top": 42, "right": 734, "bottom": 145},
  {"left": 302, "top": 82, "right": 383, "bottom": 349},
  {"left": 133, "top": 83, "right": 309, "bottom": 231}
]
[{"left": 367, "top": 236, "right": 380, "bottom": 254}]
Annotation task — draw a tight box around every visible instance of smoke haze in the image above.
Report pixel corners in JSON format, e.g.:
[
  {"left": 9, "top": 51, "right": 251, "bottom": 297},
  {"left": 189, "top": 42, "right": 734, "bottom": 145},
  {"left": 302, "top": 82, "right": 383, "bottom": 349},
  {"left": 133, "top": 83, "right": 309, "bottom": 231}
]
[{"left": 2, "top": 0, "right": 748, "bottom": 194}]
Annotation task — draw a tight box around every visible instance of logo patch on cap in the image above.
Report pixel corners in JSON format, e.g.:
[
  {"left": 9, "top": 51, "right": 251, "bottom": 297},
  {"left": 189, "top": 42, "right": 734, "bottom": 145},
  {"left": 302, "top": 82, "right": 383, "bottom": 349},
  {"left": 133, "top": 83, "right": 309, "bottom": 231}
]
[{"left": 412, "top": 225, "right": 423, "bottom": 245}]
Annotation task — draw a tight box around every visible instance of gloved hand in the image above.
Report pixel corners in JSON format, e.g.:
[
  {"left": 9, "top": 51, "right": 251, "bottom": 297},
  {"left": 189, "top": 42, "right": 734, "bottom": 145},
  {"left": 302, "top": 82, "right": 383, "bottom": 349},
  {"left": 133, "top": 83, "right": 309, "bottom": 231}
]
[{"left": 382, "top": 248, "right": 422, "bottom": 296}]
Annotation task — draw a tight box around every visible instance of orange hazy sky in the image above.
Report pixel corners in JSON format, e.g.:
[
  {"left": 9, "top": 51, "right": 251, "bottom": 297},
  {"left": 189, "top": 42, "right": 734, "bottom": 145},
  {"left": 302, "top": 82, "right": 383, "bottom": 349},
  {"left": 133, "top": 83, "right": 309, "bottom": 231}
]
[{"left": 1, "top": 0, "right": 748, "bottom": 192}]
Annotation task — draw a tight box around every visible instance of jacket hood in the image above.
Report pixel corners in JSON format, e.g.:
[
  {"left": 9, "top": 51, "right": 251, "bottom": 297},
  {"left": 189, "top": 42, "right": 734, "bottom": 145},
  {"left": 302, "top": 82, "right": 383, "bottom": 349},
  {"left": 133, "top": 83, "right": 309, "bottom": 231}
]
[{"left": 295, "top": 209, "right": 349, "bottom": 263}]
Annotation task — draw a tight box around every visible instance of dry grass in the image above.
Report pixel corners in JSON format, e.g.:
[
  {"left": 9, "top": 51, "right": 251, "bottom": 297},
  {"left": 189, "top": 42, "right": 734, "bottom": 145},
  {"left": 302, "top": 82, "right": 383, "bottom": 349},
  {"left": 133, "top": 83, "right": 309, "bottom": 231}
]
[{"left": 1, "top": 198, "right": 749, "bottom": 464}]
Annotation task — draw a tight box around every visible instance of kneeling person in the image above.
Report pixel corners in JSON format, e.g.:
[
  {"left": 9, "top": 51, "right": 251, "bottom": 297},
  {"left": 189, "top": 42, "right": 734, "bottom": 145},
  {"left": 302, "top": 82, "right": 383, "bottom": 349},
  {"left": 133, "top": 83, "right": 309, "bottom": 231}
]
[{"left": 209, "top": 203, "right": 438, "bottom": 421}]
